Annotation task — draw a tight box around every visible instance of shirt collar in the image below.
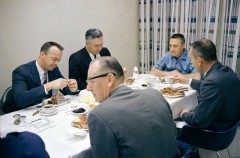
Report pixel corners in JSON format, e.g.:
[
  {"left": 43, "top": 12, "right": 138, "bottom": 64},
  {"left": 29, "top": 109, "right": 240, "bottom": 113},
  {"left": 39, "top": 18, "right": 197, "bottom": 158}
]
[
  {"left": 86, "top": 47, "right": 100, "bottom": 60},
  {"left": 35, "top": 60, "right": 47, "bottom": 84},
  {"left": 171, "top": 48, "right": 188, "bottom": 60}
]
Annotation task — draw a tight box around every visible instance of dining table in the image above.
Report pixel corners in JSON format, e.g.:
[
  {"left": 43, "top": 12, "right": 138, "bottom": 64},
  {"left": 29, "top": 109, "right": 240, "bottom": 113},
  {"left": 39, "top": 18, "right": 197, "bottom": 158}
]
[{"left": 0, "top": 74, "right": 198, "bottom": 158}]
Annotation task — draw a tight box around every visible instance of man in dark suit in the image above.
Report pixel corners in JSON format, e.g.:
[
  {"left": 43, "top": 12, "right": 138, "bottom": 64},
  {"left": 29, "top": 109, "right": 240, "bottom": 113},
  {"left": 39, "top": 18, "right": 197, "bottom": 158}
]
[
  {"left": 175, "top": 38, "right": 240, "bottom": 130},
  {"left": 69, "top": 28, "right": 111, "bottom": 91},
  {"left": 79, "top": 57, "right": 179, "bottom": 158},
  {"left": 12, "top": 42, "right": 78, "bottom": 110},
  {"left": 0, "top": 131, "right": 49, "bottom": 158}
]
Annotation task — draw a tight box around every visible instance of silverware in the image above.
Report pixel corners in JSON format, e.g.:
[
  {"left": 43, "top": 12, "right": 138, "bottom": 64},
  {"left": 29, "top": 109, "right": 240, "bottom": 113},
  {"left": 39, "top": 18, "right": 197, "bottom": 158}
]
[{"left": 32, "top": 109, "right": 40, "bottom": 116}]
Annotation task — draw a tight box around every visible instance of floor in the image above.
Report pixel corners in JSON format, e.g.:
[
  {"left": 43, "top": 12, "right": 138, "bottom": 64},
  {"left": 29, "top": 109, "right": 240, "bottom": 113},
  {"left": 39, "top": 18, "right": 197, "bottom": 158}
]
[{"left": 198, "top": 127, "right": 240, "bottom": 158}]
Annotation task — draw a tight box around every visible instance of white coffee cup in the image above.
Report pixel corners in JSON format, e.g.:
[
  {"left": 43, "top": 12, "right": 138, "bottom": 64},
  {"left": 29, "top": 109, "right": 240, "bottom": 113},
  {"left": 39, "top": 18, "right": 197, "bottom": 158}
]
[
  {"left": 41, "top": 105, "right": 56, "bottom": 114},
  {"left": 164, "top": 76, "right": 174, "bottom": 84}
]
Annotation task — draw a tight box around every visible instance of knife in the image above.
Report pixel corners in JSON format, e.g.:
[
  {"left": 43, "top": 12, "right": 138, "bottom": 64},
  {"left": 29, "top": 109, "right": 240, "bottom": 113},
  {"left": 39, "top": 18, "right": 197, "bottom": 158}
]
[{"left": 32, "top": 109, "right": 40, "bottom": 116}]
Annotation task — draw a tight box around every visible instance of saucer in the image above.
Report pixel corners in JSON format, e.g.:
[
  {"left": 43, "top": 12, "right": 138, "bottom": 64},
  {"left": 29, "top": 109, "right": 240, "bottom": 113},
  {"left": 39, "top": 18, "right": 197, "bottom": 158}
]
[{"left": 39, "top": 109, "right": 58, "bottom": 116}]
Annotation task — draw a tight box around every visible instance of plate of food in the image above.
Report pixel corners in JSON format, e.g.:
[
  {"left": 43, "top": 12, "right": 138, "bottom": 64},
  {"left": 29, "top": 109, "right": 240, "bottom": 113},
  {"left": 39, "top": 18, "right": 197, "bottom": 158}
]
[
  {"left": 160, "top": 87, "right": 184, "bottom": 98},
  {"left": 79, "top": 96, "right": 95, "bottom": 103},
  {"left": 42, "top": 93, "right": 65, "bottom": 105},
  {"left": 125, "top": 77, "right": 135, "bottom": 85},
  {"left": 72, "top": 114, "right": 88, "bottom": 130},
  {"left": 87, "top": 102, "right": 99, "bottom": 109}
]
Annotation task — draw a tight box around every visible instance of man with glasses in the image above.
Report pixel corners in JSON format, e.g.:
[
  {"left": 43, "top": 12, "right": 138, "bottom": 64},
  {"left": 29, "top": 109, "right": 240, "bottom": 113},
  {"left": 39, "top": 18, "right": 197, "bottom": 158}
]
[
  {"left": 12, "top": 41, "right": 78, "bottom": 111},
  {"left": 79, "top": 57, "right": 179, "bottom": 158},
  {"left": 69, "top": 28, "right": 111, "bottom": 91}
]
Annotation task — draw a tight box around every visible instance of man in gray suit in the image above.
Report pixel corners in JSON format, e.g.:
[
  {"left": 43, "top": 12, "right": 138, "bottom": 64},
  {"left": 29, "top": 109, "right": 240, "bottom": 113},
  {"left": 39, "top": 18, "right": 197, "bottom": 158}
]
[{"left": 79, "top": 57, "right": 179, "bottom": 158}]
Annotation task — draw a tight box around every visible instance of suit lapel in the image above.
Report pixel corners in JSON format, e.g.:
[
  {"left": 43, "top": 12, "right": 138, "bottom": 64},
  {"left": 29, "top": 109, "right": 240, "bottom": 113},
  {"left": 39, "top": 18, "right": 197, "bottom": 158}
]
[{"left": 30, "top": 61, "right": 41, "bottom": 86}]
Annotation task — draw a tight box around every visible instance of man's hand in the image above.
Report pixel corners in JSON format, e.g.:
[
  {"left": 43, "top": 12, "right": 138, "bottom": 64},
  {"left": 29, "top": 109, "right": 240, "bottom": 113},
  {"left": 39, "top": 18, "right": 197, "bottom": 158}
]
[
  {"left": 174, "top": 74, "right": 189, "bottom": 84},
  {"left": 68, "top": 79, "right": 78, "bottom": 92},
  {"left": 45, "top": 78, "right": 69, "bottom": 92},
  {"left": 180, "top": 108, "right": 190, "bottom": 118},
  {"left": 168, "top": 70, "right": 181, "bottom": 76}
]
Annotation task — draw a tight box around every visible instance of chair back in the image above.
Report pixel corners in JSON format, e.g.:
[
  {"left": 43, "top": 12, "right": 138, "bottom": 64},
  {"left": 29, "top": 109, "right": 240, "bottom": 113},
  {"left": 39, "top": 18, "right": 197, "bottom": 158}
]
[
  {"left": 177, "top": 118, "right": 240, "bottom": 151},
  {"left": 0, "top": 86, "right": 15, "bottom": 114}
]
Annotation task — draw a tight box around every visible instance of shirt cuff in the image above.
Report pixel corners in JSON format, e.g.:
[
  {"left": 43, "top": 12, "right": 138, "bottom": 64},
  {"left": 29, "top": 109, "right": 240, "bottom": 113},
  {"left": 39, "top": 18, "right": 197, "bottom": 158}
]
[
  {"left": 43, "top": 85, "right": 48, "bottom": 94},
  {"left": 188, "top": 78, "right": 192, "bottom": 86}
]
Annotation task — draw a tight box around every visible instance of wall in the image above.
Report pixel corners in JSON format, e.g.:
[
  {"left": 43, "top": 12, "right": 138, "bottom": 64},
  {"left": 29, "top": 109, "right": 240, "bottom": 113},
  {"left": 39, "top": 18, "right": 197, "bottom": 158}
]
[{"left": 0, "top": 0, "right": 139, "bottom": 96}]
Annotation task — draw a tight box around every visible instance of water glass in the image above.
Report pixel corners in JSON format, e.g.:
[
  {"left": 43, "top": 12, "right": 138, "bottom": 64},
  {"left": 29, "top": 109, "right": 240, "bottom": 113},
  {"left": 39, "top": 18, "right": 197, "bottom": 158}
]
[{"left": 57, "top": 97, "right": 67, "bottom": 110}]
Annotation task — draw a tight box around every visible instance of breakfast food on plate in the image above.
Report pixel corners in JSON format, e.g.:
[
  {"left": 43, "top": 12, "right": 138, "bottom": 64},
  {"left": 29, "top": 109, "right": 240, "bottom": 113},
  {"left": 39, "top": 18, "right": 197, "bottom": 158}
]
[
  {"left": 88, "top": 102, "right": 99, "bottom": 109},
  {"left": 50, "top": 93, "right": 64, "bottom": 104},
  {"left": 72, "top": 114, "right": 88, "bottom": 129},
  {"left": 159, "top": 77, "right": 165, "bottom": 83},
  {"left": 125, "top": 77, "right": 135, "bottom": 84},
  {"left": 160, "top": 87, "right": 184, "bottom": 97},
  {"left": 80, "top": 96, "right": 95, "bottom": 103}
]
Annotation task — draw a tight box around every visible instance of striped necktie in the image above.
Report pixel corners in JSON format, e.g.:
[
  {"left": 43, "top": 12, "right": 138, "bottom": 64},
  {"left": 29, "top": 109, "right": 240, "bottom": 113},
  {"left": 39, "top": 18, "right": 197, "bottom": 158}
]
[{"left": 43, "top": 71, "right": 48, "bottom": 84}]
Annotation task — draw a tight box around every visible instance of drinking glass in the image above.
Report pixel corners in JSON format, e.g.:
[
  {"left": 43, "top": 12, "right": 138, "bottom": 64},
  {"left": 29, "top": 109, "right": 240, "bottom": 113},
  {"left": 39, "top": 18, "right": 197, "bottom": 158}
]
[{"left": 57, "top": 97, "right": 67, "bottom": 111}]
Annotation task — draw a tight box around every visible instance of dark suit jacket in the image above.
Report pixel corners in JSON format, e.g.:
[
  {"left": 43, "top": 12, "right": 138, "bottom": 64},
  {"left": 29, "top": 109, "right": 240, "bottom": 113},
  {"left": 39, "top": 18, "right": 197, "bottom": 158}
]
[
  {"left": 80, "top": 85, "right": 179, "bottom": 158},
  {"left": 182, "top": 62, "right": 240, "bottom": 130},
  {"left": 68, "top": 47, "right": 111, "bottom": 90},
  {"left": 12, "top": 60, "right": 71, "bottom": 110},
  {"left": 0, "top": 132, "right": 49, "bottom": 158}
]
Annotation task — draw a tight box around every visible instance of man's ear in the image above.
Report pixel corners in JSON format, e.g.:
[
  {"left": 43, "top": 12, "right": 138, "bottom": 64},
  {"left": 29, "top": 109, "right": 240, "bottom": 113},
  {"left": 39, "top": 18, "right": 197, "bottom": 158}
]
[
  {"left": 197, "top": 57, "right": 204, "bottom": 67},
  {"left": 40, "top": 51, "right": 45, "bottom": 57},
  {"left": 107, "top": 73, "right": 115, "bottom": 88}
]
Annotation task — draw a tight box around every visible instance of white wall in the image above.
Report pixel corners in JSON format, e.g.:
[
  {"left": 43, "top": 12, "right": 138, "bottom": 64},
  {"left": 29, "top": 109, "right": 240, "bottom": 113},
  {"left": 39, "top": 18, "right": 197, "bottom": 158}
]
[{"left": 0, "top": 0, "right": 139, "bottom": 96}]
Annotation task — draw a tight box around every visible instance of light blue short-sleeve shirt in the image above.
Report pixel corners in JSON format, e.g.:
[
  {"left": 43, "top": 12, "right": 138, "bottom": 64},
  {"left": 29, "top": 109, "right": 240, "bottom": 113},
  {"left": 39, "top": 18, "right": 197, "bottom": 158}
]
[{"left": 153, "top": 49, "right": 197, "bottom": 74}]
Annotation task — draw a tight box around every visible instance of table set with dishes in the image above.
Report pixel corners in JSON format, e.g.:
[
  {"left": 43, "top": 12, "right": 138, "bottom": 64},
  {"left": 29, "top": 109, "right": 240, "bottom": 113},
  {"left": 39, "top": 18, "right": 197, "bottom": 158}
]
[{"left": 0, "top": 74, "right": 198, "bottom": 158}]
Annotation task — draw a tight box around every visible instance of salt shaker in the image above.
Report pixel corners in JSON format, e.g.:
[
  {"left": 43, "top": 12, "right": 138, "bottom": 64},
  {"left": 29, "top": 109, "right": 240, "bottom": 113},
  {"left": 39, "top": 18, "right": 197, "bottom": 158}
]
[{"left": 133, "top": 66, "right": 139, "bottom": 79}]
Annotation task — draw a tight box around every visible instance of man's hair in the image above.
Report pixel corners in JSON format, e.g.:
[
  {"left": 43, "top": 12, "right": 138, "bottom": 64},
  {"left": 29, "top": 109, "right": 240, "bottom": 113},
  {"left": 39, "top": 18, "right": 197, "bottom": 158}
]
[
  {"left": 85, "top": 29, "right": 103, "bottom": 42},
  {"left": 190, "top": 38, "right": 217, "bottom": 61},
  {"left": 95, "top": 57, "right": 124, "bottom": 79},
  {"left": 171, "top": 33, "right": 185, "bottom": 43},
  {"left": 40, "top": 41, "right": 64, "bottom": 54}
]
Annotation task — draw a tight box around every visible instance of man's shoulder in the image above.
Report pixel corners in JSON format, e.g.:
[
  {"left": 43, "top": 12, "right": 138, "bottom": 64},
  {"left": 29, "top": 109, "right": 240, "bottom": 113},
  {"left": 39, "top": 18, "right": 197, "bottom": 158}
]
[
  {"left": 14, "top": 60, "right": 35, "bottom": 72},
  {"left": 70, "top": 48, "right": 89, "bottom": 59},
  {"left": 100, "top": 47, "right": 111, "bottom": 56}
]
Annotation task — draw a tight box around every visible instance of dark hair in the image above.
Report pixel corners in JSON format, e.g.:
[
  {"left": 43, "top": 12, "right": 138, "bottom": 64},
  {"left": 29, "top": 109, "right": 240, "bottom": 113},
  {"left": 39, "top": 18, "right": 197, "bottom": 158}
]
[
  {"left": 171, "top": 33, "right": 185, "bottom": 43},
  {"left": 85, "top": 29, "right": 103, "bottom": 41},
  {"left": 95, "top": 57, "right": 124, "bottom": 79},
  {"left": 40, "top": 41, "right": 64, "bottom": 54},
  {"left": 190, "top": 38, "right": 217, "bottom": 61}
]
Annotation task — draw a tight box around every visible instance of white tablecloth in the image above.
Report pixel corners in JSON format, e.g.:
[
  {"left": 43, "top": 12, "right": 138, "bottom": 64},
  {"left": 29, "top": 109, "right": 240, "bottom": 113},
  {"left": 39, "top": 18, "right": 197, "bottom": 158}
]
[{"left": 0, "top": 74, "right": 198, "bottom": 158}]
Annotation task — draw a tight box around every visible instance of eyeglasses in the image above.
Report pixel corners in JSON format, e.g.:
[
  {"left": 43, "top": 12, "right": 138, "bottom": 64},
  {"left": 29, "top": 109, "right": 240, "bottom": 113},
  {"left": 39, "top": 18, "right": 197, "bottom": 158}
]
[{"left": 86, "top": 72, "right": 116, "bottom": 84}]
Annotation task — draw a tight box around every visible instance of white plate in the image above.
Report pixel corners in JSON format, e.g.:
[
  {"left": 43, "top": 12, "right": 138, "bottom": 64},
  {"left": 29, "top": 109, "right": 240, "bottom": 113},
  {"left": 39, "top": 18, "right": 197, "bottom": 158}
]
[
  {"left": 163, "top": 94, "right": 184, "bottom": 98},
  {"left": 39, "top": 109, "right": 58, "bottom": 116}
]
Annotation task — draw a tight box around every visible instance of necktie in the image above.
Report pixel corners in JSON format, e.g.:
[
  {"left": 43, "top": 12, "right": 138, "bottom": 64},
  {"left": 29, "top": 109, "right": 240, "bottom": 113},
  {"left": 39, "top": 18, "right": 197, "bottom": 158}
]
[
  {"left": 43, "top": 71, "right": 48, "bottom": 84},
  {"left": 94, "top": 55, "right": 97, "bottom": 59}
]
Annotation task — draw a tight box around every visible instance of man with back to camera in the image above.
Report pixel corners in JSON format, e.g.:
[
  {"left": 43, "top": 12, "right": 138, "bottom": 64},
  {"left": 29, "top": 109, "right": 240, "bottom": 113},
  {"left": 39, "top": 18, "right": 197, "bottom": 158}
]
[
  {"left": 12, "top": 41, "right": 78, "bottom": 111},
  {"left": 69, "top": 28, "right": 111, "bottom": 91},
  {"left": 78, "top": 56, "right": 180, "bottom": 158},
  {"left": 175, "top": 38, "right": 240, "bottom": 130},
  {"left": 151, "top": 33, "right": 200, "bottom": 79}
]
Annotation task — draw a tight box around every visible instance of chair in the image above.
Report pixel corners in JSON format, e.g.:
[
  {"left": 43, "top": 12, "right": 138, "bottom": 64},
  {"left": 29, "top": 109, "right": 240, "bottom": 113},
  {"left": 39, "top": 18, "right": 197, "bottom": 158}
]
[
  {"left": 177, "top": 140, "right": 200, "bottom": 158},
  {"left": 177, "top": 118, "right": 240, "bottom": 158},
  {"left": 0, "top": 86, "right": 15, "bottom": 114}
]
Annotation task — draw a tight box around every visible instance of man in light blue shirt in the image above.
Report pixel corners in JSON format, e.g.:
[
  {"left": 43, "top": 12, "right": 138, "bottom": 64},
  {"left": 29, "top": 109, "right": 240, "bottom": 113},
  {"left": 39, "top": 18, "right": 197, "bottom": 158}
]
[{"left": 151, "top": 34, "right": 200, "bottom": 79}]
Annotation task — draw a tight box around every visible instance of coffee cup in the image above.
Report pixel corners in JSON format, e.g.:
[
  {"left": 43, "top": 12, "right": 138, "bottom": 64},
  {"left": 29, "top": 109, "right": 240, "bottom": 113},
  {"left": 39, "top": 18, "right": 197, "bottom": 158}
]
[
  {"left": 41, "top": 105, "right": 56, "bottom": 114},
  {"left": 164, "top": 76, "right": 174, "bottom": 84}
]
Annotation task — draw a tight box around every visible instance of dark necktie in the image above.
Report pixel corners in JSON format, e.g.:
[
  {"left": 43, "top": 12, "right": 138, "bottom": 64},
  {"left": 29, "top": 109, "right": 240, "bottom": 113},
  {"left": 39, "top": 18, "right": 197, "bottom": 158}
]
[
  {"left": 43, "top": 71, "right": 48, "bottom": 84},
  {"left": 94, "top": 55, "right": 97, "bottom": 59}
]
